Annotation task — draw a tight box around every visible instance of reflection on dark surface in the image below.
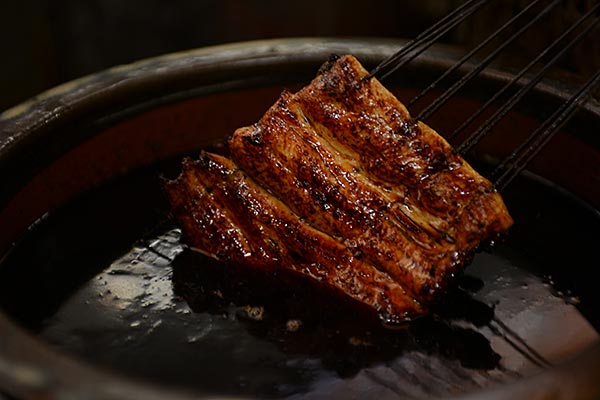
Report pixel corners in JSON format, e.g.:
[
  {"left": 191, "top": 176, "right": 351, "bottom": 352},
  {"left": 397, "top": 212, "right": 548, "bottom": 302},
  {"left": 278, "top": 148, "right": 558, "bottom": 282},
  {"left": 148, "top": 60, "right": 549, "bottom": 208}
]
[
  {"left": 0, "top": 166, "right": 168, "bottom": 331},
  {"left": 173, "top": 249, "right": 500, "bottom": 377}
]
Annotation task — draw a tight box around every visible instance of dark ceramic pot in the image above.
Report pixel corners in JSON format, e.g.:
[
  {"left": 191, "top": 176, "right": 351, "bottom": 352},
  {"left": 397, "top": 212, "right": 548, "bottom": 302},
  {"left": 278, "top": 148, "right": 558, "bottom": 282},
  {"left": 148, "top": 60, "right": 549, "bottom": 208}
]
[{"left": 0, "top": 38, "right": 598, "bottom": 400}]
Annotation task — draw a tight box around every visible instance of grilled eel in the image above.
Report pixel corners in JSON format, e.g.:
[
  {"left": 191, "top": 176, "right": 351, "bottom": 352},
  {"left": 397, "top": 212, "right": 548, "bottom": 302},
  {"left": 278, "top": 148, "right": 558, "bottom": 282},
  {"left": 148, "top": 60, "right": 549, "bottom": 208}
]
[{"left": 163, "top": 54, "right": 513, "bottom": 324}]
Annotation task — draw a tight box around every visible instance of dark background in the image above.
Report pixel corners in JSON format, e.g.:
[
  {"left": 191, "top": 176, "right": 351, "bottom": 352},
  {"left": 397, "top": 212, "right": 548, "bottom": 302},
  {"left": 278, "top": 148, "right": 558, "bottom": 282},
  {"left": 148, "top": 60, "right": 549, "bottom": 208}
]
[
  {"left": 1, "top": 0, "right": 598, "bottom": 113},
  {"left": 0, "top": 1, "right": 459, "bottom": 112}
]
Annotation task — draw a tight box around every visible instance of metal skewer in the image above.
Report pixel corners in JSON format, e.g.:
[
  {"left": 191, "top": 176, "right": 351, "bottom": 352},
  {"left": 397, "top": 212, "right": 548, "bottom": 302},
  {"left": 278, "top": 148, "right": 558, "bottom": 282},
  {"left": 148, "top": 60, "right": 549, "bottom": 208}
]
[
  {"left": 366, "top": 0, "right": 491, "bottom": 81},
  {"left": 368, "top": 0, "right": 599, "bottom": 190},
  {"left": 457, "top": 3, "right": 600, "bottom": 152},
  {"left": 414, "top": 0, "right": 563, "bottom": 122},
  {"left": 448, "top": 3, "right": 600, "bottom": 142},
  {"left": 493, "top": 69, "right": 600, "bottom": 190}
]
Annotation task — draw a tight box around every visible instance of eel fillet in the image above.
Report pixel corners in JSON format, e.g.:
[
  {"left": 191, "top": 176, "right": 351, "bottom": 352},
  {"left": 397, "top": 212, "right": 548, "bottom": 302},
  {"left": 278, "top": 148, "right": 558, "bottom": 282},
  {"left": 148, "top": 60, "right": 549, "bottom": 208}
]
[{"left": 163, "top": 54, "right": 513, "bottom": 324}]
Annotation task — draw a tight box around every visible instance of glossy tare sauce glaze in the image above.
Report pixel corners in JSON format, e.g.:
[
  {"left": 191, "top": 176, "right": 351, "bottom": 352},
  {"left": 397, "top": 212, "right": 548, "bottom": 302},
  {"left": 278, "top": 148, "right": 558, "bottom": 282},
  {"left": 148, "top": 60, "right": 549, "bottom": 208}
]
[{"left": 164, "top": 55, "right": 513, "bottom": 326}]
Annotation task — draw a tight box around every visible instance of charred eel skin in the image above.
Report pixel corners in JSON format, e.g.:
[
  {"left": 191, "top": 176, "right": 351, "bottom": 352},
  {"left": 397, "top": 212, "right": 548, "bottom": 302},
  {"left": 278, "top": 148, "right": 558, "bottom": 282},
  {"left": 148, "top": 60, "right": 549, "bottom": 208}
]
[{"left": 164, "top": 54, "right": 513, "bottom": 324}]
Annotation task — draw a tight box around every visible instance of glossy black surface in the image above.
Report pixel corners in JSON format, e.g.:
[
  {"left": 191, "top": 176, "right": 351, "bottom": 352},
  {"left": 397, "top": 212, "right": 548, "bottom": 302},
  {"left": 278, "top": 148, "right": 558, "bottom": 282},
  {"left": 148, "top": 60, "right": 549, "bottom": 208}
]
[{"left": 0, "top": 162, "right": 597, "bottom": 398}]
